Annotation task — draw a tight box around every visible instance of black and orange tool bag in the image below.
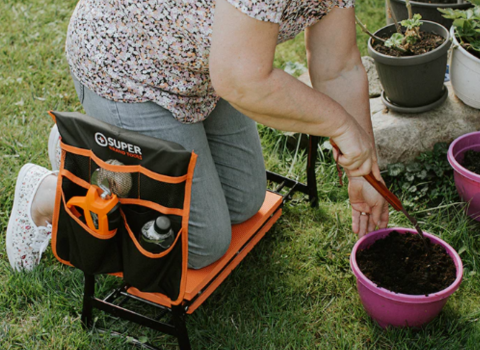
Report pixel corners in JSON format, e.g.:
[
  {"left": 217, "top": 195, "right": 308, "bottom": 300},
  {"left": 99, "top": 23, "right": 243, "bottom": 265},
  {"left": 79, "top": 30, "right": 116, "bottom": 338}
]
[{"left": 49, "top": 111, "right": 196, "bottom": 303}]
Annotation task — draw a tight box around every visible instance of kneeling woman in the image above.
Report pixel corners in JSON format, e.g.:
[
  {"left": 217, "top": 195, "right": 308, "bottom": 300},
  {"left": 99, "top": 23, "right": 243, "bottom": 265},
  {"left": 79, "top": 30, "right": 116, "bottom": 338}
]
[{"left": 6, "top": 0, "right": 389, "bottom": 271}]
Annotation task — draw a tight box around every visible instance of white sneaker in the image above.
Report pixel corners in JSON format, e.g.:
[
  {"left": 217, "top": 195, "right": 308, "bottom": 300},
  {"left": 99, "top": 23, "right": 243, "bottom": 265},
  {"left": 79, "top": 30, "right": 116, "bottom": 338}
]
[
  {"left": 6, "top": 164, "right": 54, "bottom": 271},
  {"left": 48, "top": 124, "right": 61, "bottom": 171}
]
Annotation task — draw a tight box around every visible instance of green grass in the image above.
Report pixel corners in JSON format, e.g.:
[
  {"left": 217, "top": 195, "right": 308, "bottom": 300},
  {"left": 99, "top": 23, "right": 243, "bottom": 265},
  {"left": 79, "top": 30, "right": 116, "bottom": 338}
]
[{"left": 1, "top": 0, "right": 480, "bottom": 349}]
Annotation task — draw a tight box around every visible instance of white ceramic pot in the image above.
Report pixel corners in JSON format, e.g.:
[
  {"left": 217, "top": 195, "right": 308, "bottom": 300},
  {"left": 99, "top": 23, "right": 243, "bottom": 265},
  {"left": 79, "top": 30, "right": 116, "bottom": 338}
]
[{"left": 450, "top": 26, "right": 480, "bottom": 109}]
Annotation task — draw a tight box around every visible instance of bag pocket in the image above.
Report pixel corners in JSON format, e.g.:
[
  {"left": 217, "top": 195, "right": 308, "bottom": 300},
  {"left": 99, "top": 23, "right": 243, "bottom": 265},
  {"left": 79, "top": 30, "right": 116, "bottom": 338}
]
[
  {"left": 121, "top": 204, "right": 183, "bottom": 299},
  {"left": 56, "top": 182, "right": 123, "bottom": 274}
]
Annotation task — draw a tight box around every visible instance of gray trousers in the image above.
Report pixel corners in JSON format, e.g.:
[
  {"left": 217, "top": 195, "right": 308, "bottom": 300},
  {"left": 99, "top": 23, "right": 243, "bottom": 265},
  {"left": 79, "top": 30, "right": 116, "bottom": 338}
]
[{"left": 72, "top": 76, "right": 267, "bottom": 269}]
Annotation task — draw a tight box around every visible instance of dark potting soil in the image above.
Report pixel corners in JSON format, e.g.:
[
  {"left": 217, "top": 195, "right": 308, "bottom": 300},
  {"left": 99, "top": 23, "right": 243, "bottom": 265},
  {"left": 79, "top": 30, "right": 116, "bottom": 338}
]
[
  {"left": 461, "top": 150, "right": 480, "bottom": 174},
  {"left": 461, "top": 39, "right": 480, "bottom": 60},
  {"left": 356, "top": 231, "right": 456, "bottom": 295},
  {"left": 372, "top": 31, "right": 445, "bottom": 57}
]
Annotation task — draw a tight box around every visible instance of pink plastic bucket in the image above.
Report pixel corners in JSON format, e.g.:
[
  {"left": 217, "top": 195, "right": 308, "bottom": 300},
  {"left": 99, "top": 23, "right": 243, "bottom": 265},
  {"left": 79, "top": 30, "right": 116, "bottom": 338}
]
[
  {"left": 448, "top": 132, "right": 480, "bottom": 221},
  {"left": 350, "top": 228, "right": 463, "bottom": 328}
]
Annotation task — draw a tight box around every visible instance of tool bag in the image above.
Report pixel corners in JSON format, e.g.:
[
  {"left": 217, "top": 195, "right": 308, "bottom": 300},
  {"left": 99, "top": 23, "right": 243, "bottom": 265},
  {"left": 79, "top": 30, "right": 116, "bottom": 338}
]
[{"left": 49, "top": 111, "right": 197, "bottom": 303}]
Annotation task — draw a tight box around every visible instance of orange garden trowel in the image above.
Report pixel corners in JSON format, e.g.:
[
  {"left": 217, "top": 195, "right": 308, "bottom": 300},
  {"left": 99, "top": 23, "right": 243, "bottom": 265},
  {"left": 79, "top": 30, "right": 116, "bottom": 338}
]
[{"left": 67, "top": 171, "right": 121, "bottom": 235}]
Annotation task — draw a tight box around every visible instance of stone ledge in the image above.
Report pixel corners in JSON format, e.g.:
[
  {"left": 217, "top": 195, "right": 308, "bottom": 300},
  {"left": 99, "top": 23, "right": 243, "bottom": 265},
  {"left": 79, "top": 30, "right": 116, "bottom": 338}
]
[
  {"left": 298, "top": 60, "right": 480, "bottom": 169},
  {"left": 370, "top": 82, "right": 480, "bottom": 168}
]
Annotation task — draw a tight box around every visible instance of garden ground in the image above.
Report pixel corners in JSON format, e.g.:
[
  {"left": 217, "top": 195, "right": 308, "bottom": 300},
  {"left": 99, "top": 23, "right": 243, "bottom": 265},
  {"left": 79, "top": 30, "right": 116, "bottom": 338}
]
[{"left": 1, "top": 0, "right": 479, "bottom": 348}]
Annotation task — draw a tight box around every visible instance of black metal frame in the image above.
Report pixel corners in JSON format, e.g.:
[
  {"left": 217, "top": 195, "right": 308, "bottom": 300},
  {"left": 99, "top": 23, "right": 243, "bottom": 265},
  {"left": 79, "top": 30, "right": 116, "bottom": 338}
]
[{"left": 80, "top": 135, "right": 320, "bottom": 350}]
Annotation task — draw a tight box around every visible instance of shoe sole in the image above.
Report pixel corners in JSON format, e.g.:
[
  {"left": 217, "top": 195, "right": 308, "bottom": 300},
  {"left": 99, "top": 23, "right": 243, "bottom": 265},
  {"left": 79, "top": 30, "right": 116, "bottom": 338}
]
[
  {"left": 6, "top": 163, "right": 38, "bottom": 271},
  {"left": 48, "top": 124, "right": 60, "bottom": 171}
]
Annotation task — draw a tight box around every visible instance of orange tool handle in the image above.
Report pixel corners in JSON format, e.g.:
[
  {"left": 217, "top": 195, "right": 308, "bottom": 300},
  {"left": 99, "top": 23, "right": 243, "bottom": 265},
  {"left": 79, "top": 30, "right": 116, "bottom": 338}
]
[
  {"left": 362, "top": 173, "right": 403, "bottom": 211},
  {"left": 67, "top": 186, "right": 119, "bottom": 234},
  {"left": 330, "top": 139, "right": 403, "bottom": 212}
]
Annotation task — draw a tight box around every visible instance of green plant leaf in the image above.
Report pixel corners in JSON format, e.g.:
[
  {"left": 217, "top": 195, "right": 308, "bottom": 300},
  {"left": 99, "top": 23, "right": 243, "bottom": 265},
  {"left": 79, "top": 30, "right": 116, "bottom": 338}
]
[
  {"left": 434, "top": 168, "right": 444, "bottom": 177},
  {"left": 401, "top": 14, "right": 423, "bottom": 30},
  {"left": 433, "top": 142, "right": 449, "bottom": 155},
  {"left": 138, "top": 336, "right": 148, "bottom": 344},
  {"left": 438, "top": 8, "right": 459, "bottom": 20},
  {"left": 406, "top": 35, "right": 418, "bottom": 44},
  {"left": 406, "top": 162, "right": 422, "bottom": 173},
  {"left": 417, "top": 169, "right": 428, "bottom": 179},
  {"left": 385, "top": 33, "right": 404, "bottom": 48},
  {"left": 387, "top": 163, "right": 405, "bottom": 176},
  {"left": 401, "top": 182, "right": 411, "bottom": 192}
]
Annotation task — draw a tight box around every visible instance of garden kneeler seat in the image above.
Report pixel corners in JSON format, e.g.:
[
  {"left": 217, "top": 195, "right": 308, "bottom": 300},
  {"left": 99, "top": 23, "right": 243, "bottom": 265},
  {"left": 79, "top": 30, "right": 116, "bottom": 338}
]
[{"left": 48, "top": 111, "right": 303, "bottom": 350}]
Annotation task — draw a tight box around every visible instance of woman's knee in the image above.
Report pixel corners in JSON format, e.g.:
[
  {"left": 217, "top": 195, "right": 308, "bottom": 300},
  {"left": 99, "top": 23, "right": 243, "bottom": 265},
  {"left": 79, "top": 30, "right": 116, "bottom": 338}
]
[
  {"left": 229, "top": 174, "right": 267, "bottom": 224},
  {"left": 187, "top": 218, "right": 232, "bottom": 269}
]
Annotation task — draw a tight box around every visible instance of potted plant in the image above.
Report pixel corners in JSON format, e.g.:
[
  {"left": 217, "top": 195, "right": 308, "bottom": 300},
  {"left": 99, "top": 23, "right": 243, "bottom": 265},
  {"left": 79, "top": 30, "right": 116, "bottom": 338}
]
[
  {"left": 357, "top": 1, "right": 451, "bottom": 113},
  {"left": 448, "top": 131, "right": 480, "bottom": 220},
  {"left": 440, "top": 4, "right": 480, "bottom": 109},
  {"left": 351, "top": 228, "right": 463, "bottom": 328},
  {"left": 389, "top": 0, "right": 473, "bottom": 28}
]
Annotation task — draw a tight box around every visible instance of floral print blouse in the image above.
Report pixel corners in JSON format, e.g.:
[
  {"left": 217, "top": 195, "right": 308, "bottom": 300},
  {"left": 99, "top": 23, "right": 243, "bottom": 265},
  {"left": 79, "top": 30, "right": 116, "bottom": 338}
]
[{"left": 66, "top": 0, "right": 355, "bottom": 124}]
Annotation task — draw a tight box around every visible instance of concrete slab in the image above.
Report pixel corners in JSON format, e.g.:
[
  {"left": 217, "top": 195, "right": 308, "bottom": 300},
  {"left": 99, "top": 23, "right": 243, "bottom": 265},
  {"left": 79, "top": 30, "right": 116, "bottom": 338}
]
[{"left": 297, "top": 60, "right": 480, "bottom": 169}]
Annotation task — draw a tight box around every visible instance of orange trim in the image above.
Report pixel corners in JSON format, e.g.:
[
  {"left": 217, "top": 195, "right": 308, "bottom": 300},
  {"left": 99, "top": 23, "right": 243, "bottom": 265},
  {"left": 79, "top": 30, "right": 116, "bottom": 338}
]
[
  {"left": 61, "top": 142, "right": 188, "bottom": 184},
  {"left": 121, "top": 210, "right": 182, "bottom": 259},
  {"left": 127, "top": 287, "right": 172, "bottom": 308},
  {"left": 110, "top": 272, "right": 123, "bottom": 278},
  {"left": 48, "top": 110, "right": 56, "bottom": 123},
  {"left": 119, "top": 198, "right": 184, "bottom": 216},
  {"left": 171, "top": 152, "right": 197, "bottom": 305},
  {"left": 60, "top": 169, "right": 91, "bottom": 189}
]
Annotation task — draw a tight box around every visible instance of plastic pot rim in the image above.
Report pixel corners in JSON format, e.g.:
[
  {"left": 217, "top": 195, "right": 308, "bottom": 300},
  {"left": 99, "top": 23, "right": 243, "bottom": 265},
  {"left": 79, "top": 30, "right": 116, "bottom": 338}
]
[
  {"left": 350, "top": 227, "right": 463, "bottom": 304},
  {"left": 390, "top": 0, "right": 473, "bottom": 10},
  {"left": 450, "top": 26, "right": 480, "bottom": 65},
  {"left": 368, "top": 21, "right": 451, "bottom": 66},
  {"left": 447, "top": 131, "right": 480, "bottom": 182}
]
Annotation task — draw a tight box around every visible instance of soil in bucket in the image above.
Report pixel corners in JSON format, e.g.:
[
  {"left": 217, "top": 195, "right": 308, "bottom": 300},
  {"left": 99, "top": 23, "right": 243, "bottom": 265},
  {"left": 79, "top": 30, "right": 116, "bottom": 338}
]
[
  {"left": 373, "top": 31, "right": 445, "bottom": 57},
  {"left": 356, "top": 231, "right": 456, "bottom": 295},
  {"left": 461, "top": 150, "right": 480, "bottom": 174}
]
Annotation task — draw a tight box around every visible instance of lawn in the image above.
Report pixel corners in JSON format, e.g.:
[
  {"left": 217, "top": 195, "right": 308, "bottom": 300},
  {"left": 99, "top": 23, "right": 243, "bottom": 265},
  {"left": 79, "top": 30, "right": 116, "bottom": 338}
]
[{"left": 1, "top": 0, "right": 480, "bottom": 349}]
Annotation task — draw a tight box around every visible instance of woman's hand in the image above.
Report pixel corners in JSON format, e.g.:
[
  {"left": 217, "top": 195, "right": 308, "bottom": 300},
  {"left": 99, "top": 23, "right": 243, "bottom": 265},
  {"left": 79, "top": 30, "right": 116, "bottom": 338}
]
[
  {"left": 347, "top": 173, "right": 389, "bottom": 238},
  {"left": 330, "top": 119, "right": 377, "bottom": 178}
]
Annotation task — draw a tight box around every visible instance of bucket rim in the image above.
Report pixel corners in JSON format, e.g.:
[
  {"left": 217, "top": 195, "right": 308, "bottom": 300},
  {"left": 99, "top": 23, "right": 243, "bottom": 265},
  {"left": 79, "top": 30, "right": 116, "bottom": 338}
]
[
  {"left": 350, "top": 227, "right": 463, "bottom": 304},
  {"left": 447, "top": 131, "right": 480, "bottom": 182}
]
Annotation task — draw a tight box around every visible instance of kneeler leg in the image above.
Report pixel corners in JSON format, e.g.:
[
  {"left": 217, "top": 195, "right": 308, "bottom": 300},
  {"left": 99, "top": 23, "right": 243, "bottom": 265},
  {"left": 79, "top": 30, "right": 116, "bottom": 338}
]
[
  {"left": 171, "top": 305, "right": 191, "bottom": 350},
  {"left": 81, "top": 273, "right": 95, "bottom": 329},
  {"left": 307, "top": 135, "right": 320, "bottom": 207}
]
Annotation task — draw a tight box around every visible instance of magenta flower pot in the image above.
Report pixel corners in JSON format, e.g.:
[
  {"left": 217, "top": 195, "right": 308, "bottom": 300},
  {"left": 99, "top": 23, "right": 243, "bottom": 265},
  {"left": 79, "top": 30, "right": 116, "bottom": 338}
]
[
  {"left": 448, "top": 132, "right": 480, "bottom": 221},
  {"left": 350, "top": 228, "right": 463, "bottom": 328}
]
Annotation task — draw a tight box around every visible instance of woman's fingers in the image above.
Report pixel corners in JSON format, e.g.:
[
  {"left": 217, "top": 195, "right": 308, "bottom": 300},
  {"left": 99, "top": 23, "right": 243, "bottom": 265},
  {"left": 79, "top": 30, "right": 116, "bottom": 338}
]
[
  {"left": 367, "top": 214, "right": 377, "bottom": 233},
  {"left": 340, "top": 155, "right": 372, "bottom": 177},
  {"left": 352, "top": 209, "right": 360, "bottom": 234},
  {"left": 332, "top": 121, "right": 377, "bottom": 177},
  {"left": 378, "top": 202, "right": 390, "bottom": 229},
  {"left": 352, "top": 206, "right": 370, "bottom": 237},
  {"left": 358, "top": 212, "right": 369, "bottom": 238}
]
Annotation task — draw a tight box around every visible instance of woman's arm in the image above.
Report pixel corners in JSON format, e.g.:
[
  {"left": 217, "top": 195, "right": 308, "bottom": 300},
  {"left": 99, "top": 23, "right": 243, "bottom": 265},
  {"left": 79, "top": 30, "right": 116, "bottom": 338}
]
[
  {"left": 306, "top": 8, "right": 389, "bottom": 235},
  {"left": 210, "top": 0, "right": 375, "bottom": 177}
]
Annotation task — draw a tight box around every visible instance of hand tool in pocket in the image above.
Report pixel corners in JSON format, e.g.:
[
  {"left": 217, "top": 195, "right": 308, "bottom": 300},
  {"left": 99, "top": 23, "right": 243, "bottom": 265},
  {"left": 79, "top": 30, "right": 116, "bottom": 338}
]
[{"left": 66, "top": 167, "right": 122, "bottom": 235}]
